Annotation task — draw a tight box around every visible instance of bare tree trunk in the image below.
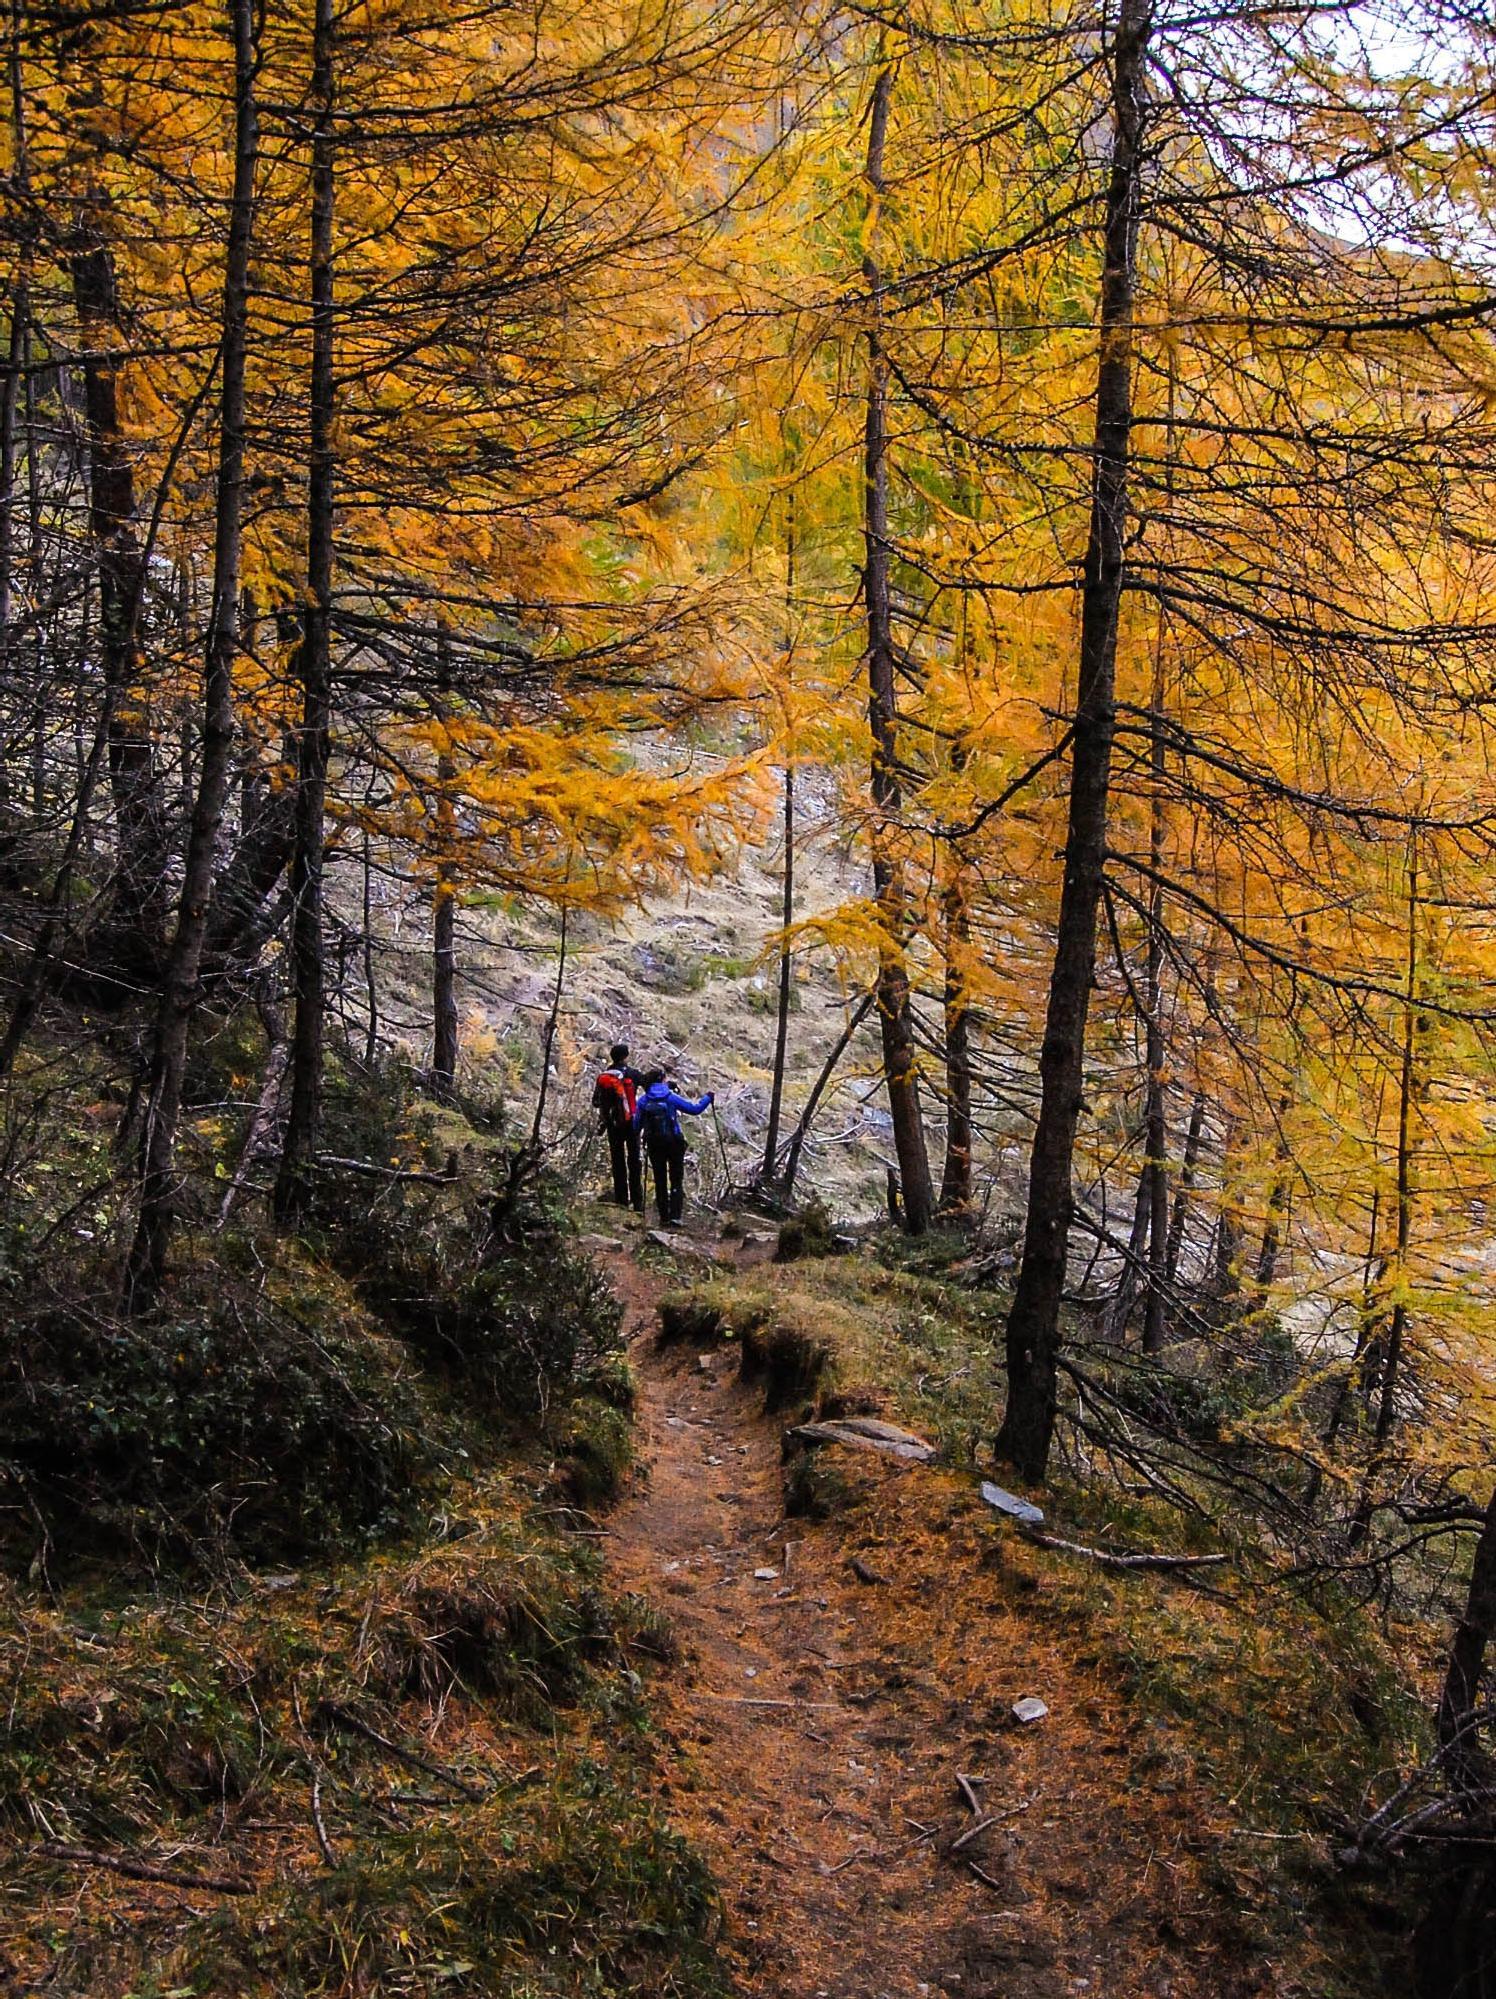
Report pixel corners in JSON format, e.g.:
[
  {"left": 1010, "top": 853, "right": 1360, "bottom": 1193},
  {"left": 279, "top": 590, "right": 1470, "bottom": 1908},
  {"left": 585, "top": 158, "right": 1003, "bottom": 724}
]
[
  {"left": 0, "top": 292, "right": 22, "bottom": 691},
  {"left": 529, "top": 906, "right": 568, "bottom": 1151},
  {"left": 124, "top": 0, "right": 259, "bottom": 1310},
  {"left": 1164, "top": 1087, "right": 1205, "bottom": 1287},
  {"left": 1141, "top": 633, "right": 1169, "bottom": 1354},
  {"left": 938, "top": 854, "right": 974, "bottom": 1215},
  {"left": 361, "top": 822, "right": 378, "bottom": 1064},
  {"left": 1350, "top": 843, "right": 1420, "bottom": 1545},
  {"left": 69, "top": 224, "right": 170, "bottom": 952},
  {"left": 1436, "top": 1484, "right": 1496, "bottom": 1792},
  {"left": 274, "top": 0, "right": 337, "bottom": 1226},
  {"left": 1211, "top": 1111, "right": 1242, "bottom": 1298},
  {"left": 760, "top": 494, "right": 796, "bottom": 1190},
  {"left": 1104, "top": 1150, "right": 1149, "bottom": 1340},
  {"left": 431, "top": 627, "right": 458, "bottom": 1099},
  {"left": 781, "top": 992, "right": 877, "bottom": 1200},
  {"left": 862, "top": 65, "right": 933, "bottom": 1235},
  {"left": 1253, "top": 1111, "right": 1292, "bottom": 1301},
  {"left": 997, "top": 0, "right": 1151, "bottom": 1480}
]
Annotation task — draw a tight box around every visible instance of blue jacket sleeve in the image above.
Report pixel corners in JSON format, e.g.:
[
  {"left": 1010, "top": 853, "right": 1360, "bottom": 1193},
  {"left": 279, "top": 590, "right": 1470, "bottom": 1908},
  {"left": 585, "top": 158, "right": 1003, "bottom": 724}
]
[{"left": 668, "top": 1089, "right": 711, "bottom": 1116}]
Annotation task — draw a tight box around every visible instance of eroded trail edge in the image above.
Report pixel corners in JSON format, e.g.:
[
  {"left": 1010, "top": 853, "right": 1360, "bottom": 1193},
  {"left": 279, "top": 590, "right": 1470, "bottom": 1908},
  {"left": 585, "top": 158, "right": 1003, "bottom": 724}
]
[{"left": 599, "top": 1234, "right": 1272, "bottom": 1999}]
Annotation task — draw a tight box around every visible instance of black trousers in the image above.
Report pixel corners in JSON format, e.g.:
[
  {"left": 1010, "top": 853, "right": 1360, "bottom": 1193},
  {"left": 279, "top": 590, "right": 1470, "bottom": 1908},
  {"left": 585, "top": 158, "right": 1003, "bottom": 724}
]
[
  {"left": 605, "top": 1121, "right": 644, "bottom": 1211},
  {"left": 645, "top": 1130, "right": 687, "bottom": 1224}
]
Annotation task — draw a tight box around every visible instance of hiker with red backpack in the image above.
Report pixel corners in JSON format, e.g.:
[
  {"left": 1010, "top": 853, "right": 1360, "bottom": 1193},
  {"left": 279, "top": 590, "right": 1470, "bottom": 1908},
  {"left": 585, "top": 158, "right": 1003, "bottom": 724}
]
[
  {"left": 632, "top": 1068, "right": 715, "bottom": 1228},
  {"left": 592, "top": 1042, "right": 644, "bottom": 1212}
]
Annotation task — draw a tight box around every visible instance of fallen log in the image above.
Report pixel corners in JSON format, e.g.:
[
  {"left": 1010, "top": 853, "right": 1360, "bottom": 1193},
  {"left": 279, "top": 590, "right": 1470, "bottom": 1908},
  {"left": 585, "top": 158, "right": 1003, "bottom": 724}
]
[
  {"left": 788, "top": 1418, "right": 936, "bottom": 1464},
  {"left": 37, "top": 1841, "right": 253, "bottom": 1895},
  {"left": 1018, "top": 1527, "right": 1227, "bottom": 1573}
]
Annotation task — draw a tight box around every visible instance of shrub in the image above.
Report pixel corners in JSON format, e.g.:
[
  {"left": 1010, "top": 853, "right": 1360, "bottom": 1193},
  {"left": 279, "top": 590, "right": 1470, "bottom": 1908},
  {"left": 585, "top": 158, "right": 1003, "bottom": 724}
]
[{"left": 0, "top": 1264, "right": 432, "bottom": 1572}]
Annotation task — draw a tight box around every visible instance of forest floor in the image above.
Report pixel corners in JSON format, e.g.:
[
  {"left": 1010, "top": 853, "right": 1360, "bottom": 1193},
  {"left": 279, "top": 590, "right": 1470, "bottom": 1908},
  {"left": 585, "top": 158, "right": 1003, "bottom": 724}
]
[{"left": 590, "top": 1207, "right": 1404, "bottom": 1999}]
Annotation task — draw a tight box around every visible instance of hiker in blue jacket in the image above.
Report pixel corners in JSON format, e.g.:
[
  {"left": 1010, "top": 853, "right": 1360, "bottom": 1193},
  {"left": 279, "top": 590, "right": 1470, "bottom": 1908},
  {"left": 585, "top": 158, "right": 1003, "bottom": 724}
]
[{"left": 633, "top": 1068, "right": 714, "bottom": 1227}]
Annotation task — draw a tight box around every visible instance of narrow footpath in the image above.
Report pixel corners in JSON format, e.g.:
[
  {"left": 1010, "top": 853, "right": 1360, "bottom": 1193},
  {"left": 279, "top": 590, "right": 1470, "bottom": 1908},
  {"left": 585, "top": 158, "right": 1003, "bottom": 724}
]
[{"left": 597, "top": 1229, "right": 1281, "bottom": 1999}]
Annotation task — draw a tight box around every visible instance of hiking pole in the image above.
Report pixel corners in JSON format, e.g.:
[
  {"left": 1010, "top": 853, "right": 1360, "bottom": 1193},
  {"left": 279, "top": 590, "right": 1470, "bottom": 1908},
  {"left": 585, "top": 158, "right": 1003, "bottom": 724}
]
[{"left": 709, "top": 1097, "right": 733, "bottom": 1203}]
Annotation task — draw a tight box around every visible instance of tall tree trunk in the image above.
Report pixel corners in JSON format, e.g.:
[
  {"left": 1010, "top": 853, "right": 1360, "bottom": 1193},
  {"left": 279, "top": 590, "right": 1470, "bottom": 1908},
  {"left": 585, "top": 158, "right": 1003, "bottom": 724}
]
[
  {"left": 997, "top": 0, "right": 1151, "bottom": 1479},
  {"left": 0, "top": 291, "right": 23, "bottom": 698},
  {"left": 361, "top": 822, "right": 379, "bottom": 1064},
  {"left": 862, "top": 65, "right": 933, "bottom": 1235},
  {"left": 1350, "top": 843, "right": 1420, "bottom": 1545},
  {"left": 760, "top": 493, "right": 796, "bottom": 1191},
  {"left": 1164, "top": 1086, "right": 1206, "bottom": 1288},
  {"left": 1253, "top": 1108, "right": 1292, "bottom": 1301},
  {"left": 1141, "top": 626, "right": 1169, "bottom": 1353},
  {"left": 938, "top": 850, "right": 974, "bottom": 1214},
  {"left": 69, "top": 224, "right": 170, "bottom": 951},
  {"left": 1436, "top": 1484, "right": 1496, "bottom": 1791},
  {"left": 431, "top": 627, "right": 458, "bottom": 1099},
  {"left": 123, "top": 0, "right": 259, "bottom": 1310},
  {"left": 1211, "top": 1110, "right": 1243, "bottom": 1298},
  {"left": 1104, "top": 1146, "right": 1149, "bottom": 1340},
  {"left": 274, "top": 0, "right": 337, "bottom": 1225}
]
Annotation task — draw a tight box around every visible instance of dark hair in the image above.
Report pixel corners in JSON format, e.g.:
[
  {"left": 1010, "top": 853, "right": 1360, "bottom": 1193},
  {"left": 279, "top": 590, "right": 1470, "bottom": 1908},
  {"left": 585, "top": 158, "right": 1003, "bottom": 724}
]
[
  {"left": 641, "top": 1067, "right": 665, "bottom": 1089},
  {"left": 609, "top": 1041, "right": 629, "bottom": 1063}
]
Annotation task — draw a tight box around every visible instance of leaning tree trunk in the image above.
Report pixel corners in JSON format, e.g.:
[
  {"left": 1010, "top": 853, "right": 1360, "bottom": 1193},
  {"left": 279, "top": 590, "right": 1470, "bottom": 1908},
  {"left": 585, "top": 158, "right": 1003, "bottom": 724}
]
[
  {"left": 862, "top": 65, "right": 934, "bottom": 1235},
  {"left": 997, "top": 0, "right": 1151, "bottom": 1481},
  {"left": 124, "top": 0, "right": 259, "bottom": 1311},
  {"left": 274, "top": 0, "right": 337, "bottom": 1226}
]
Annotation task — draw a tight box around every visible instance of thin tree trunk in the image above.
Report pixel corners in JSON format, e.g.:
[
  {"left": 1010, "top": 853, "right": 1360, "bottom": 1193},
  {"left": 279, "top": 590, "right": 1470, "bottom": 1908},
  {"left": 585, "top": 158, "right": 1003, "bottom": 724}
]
[
  {"left": 1211, "top": 1111, "right": 1243, "bottom": 1298},
  {"left": 529, "top": 906, "right": 568, "bottom": 1151},
  {"left": 69, "top": 225, "right": 169, "bottom": 951},
  {"left": 1435, "top": 1484, "right": 1496, "bottom": 1791},
  {"left": 24, "top": 316, "right": 43, "bottom": 818},
  {"left": 1104, "top": 1149, "right": 1149, "bottom": 1341},
  {"left": 0, "top": 290, "right": 23, "bottom": 693},
  {"left": 862, "top": 65, "right": 934, "bottom": 1235},
  {"left": 1350, "top": 842, "right": 1420, "bottom": 1545},
  {"left": 1164, "top": 1087, "right": 1205, "bottom": 1288},
  {"left": 1141, "top": 625, "right": 1169, "bottom": 1353},
  {"left": 938, "top": 853, "right": 974, "bottom": 1214},
  {"left": 780, "top": 992, "right": 877, "bottom": 1200},
  {"left": 124, "top": 0, "right": 259, "bottom": 1310},
  {"left": 431, "top": 627, "right": 458, "bottom": 1099},
  {"left": 362, "top": 823, "right": 378, "bottom": 1064},
  {"left": 1253, "top": 1111, "right": 1292, "bottom": 1301},
  {"left": 997, "top": 0, "right": 1151, "bottom": 1480},
  {"left": 760, "top": 492, "right": 796, "bottom": 1190},
  {"left": 1306, "top": 1185, "right": 1383, "bottom": 1511},
  {"left": 274, "top": 0, "right": 337, "bottom": 1225}
]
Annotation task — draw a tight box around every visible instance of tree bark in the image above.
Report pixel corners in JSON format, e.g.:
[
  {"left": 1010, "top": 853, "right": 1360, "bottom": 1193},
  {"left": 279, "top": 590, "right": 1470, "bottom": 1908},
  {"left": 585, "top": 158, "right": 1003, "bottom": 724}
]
[
  {"left": 938, "top": 853, "right": 974, "bottom": 1215},
  {"left": 997, "top": 0, "right": 1151, "bottom": 1480},
  {"left": 1350, "top": 842, "right": 1420, "bottom": 1545},
  {"left": 1164, "top": 1087, "right": 1205, "bottom": 1288},
  {"left": 69, "top": 224, "right": 170, "bottom": 951},
  {"left": 861, "top": 65, "right": 934, "bottom": 1235},
  {"left": 1141, "top": 631, "right": 1169, "bottom": 1353},
  {"left": 431, "top": 627, "right": 458, "bottom": 1099},
  {"left": 124, "top": 0, "right": 259, "bottom": 1310},
  {"left": 760, "top": 492, "right": 796, "bottom": 1191},
  {"left": 1436, "top": 1484, "right": 1496, "bottom": 1791},
  {"left": 274, "top": 0, "right": 337, "bottom": 1225}
]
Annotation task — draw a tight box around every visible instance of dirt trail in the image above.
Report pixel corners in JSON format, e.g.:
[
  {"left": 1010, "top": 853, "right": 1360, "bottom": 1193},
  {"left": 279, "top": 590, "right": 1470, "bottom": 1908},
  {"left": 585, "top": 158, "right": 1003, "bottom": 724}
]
[{"left": 597, "top": 1226, "right": 1274, "bottom": 1999}]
